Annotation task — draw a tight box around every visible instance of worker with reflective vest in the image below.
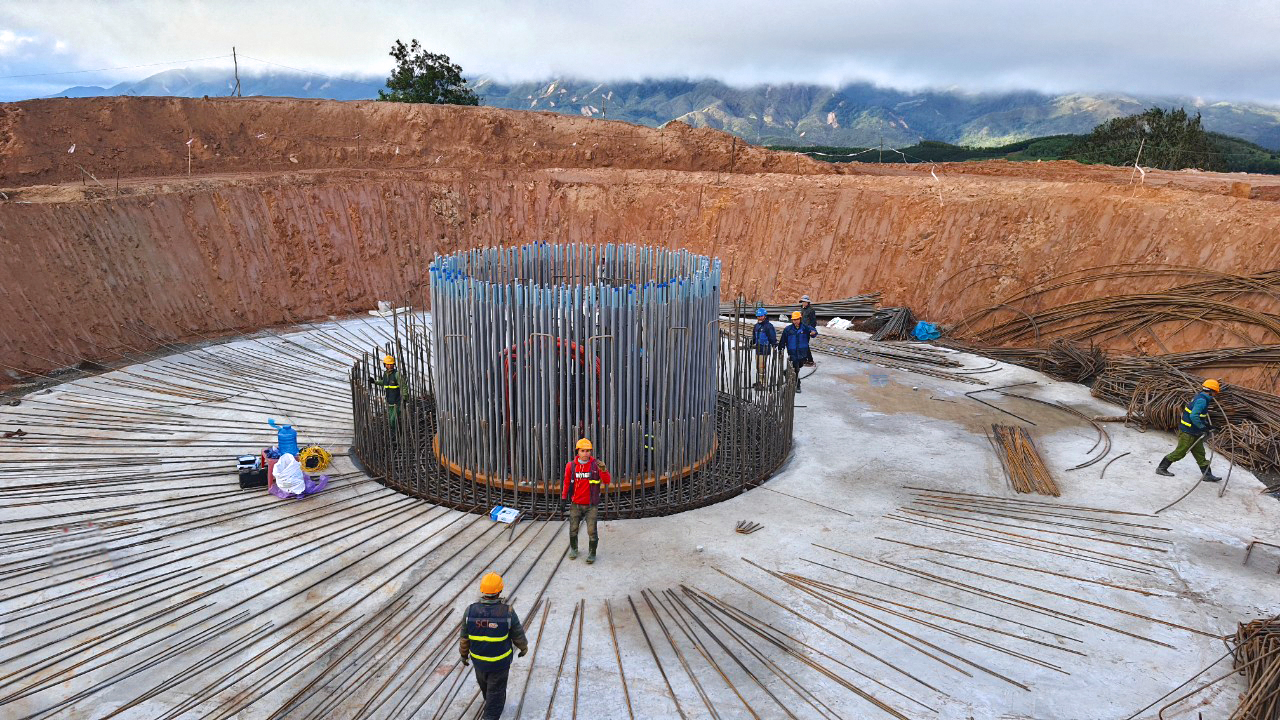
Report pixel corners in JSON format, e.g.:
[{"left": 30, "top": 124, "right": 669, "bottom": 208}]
[
  {"left": 367, "top": 355, "right": 401, "bottom": 431},
  {"left": 562, "top": 438, "right": 611, "bottom": 564},
  {"left": 1156, "top": 379, "right": 1222, "bottom": 482},
  {"left": 459, "top": 572, "right": 528, "bottom": 720}
]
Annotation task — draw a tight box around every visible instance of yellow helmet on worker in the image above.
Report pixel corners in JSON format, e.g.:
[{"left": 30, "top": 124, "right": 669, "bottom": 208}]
[
  {"left": 575, "top": 438, "right": 592, "bottom": 451},
  {"left": 479, "top": 572, "right": 503, "bottom": 595},
  {"left": 1203, "top": 379, "right": 1221, "bottom": 392},
  {"left": 790, "top": 311, "right": 801, "bottom": 320},
  {"left": 383, "top": 354, "right": 395, "bottom": 365}
]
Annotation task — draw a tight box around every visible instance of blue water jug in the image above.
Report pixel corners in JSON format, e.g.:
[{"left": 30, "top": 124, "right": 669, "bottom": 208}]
[{"left": 269, "top": 419, "right": 300, "bottom": 457}]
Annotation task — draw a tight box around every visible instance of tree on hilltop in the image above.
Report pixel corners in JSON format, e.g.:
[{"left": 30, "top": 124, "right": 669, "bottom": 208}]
[
  {"left": 1067, "top": 107, "right": 1222, "bottom": 171},
  {"left": 378, "top": 40, "right": 480, "bottom": 105}
]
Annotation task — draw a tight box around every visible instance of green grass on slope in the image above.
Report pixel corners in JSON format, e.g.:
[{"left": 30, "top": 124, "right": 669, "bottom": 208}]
[{"left": 772, "top": 132, "right": 1280, "bottom": 174}]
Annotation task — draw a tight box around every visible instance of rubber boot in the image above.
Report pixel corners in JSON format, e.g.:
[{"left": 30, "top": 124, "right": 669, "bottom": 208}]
[
  {"left": 568, "top": 535, "right": 579, "bottom": 560},
  {"left": 1155, "top": 458, "right": 1174, "bottom": 477},
  {"left": 586, "top": 538, "right": 598, "bottom": 564},
  {"left": 1199, "top": 465, "right": 1221, "bottom": 483}
]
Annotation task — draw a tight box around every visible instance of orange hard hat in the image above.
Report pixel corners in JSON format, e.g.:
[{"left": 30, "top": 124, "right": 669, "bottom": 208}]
[
  {"left": 1203, "top": 379, "right": 1221, "bottom": 392},
  {"left": 790, "top": 311, "right": 801, "bottom": 320},
  {"left": 480, "top": 572, "right": 503, "bottom": 595},
  {"left": 576, "top": 438, "right": 592, "bottom": 451}
]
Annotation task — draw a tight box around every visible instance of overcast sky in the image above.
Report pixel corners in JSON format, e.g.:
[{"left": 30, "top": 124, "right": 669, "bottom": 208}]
[{"left": 2, "top": 0, "right": 1279, "bottom": 104}]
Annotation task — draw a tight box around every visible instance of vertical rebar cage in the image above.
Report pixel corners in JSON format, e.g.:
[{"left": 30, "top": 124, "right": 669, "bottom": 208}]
[
  {"left": 351, "top": 243, "right": 796, "bottom": 520},
  {"left": 430, "top": 243, "right": 719, "bottom": 490}
]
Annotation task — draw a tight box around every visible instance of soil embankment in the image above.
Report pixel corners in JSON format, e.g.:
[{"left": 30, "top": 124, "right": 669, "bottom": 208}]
[{"left": 2, "top": 97, "right": 1279, "bottom": 386}]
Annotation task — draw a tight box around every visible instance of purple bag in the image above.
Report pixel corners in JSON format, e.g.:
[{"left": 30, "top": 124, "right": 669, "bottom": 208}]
[{"left": 269, "top": 473, "right": 329, "bottom": 499}]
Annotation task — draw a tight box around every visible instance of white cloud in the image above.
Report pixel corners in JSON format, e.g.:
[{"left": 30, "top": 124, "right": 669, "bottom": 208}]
[
  {"left": 0, "top": 28, "right": 37, "bottom": 56},
  {"left": 2, "top": 0, "right": 1280, "bottom": 103}
]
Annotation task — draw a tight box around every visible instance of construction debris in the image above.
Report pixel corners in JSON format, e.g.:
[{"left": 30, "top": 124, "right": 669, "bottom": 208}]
[
  {"left": 988, "top": 424, "right": 1060, "bottom": 496},
  {"left": 735, "top": 520, "right": 764, "bottom": 534}
]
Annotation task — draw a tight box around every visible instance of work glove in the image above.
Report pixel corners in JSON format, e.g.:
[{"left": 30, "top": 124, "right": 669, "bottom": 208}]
[
  {"left": 460, "top": 655, "right": 470, "bottom": 666},
  {"left": 518, "top": 648, "right": 528, "bottom": 657}
]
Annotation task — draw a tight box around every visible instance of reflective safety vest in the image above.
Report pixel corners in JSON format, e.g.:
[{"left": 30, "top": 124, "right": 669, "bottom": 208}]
[
  {"left": 465, "top": 602, "right": 514, "bottom": 671},
  {"left": 380, "top": 369, "right": 401, "bottom": 405},
  {"left": 1179, "top": 390, "right": 1213, "bottom": 436}
]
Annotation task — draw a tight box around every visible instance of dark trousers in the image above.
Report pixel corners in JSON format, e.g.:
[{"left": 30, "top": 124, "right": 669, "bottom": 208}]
[
  {"left": 569, "top": 503, "right": 598, "bottom": 540},
  {"left": 788, "top": 354, "right": 807, "bottom": 387},
  {"left": 473, "top": 666, "right": 510, "bottom": 720}
]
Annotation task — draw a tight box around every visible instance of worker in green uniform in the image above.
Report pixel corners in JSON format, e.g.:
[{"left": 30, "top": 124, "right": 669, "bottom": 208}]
[
  {"left": 1156, "top": 378, "right": 1223, "bottom": 482},
  {"left": 368, "top": 354, "right": 401, "bottom": 431}
]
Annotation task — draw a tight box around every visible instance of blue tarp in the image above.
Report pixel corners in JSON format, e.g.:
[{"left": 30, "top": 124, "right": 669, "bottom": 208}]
[{"left": 913, "top": 321, "right": 942, "bottom": 342}]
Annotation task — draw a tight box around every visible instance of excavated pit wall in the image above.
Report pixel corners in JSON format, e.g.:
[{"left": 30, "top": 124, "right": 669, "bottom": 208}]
[{"left": 3, "top": 165, "right": 1280, "bottom": 386}]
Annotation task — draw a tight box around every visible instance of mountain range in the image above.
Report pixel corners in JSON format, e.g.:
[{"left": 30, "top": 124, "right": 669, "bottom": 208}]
[{"left": 45, "top": 67, "right": 1280, "bottom": 150}]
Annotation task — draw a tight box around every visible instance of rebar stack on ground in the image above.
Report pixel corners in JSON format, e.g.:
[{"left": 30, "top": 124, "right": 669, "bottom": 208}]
[
  {"left": 807, "top": 333, "right": 991, "bottom": 385},
  {"left": 722, "top": 293, "right": 882, "bottom": 320},
  {"left": 867, "top": 307, "right": 917, "bottom": 342},
  {"left": 944, "top": 339, "right": 1107, "bottom": 384},
  {"left": 955, "top": 268, "right": 1280, "bottom": 348},
  {"left": 353, "top": 243, "right": 797, "bottom": 520},
  {"left": 1230, "top": 618, "right": 1280, "bottom": 719},
  {"left": 989, "top": 425, "right": 1060, "bottom": 496}
]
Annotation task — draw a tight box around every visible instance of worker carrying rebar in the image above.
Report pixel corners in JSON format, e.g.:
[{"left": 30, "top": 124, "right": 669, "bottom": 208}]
[
  {"left": 1156, "top": 379, "right": 1223, "bottom": 482},
  {"left": 779, "top": 311, "right": 818, "bottom": 394},
  {"left": 367, "top": 355, "right": 401, "bottom": 431},
  {"left": 799, "top": 295, "right": 818, "bottom": 364},
  {"left": 752, "top": 307, "right": 777, "bottom": 389},
  {"left": 459, "top": 572, "right": 528, "bottom": 720},
  {"left": 562, "top": 438, "right": 611, "bottom": 564}
]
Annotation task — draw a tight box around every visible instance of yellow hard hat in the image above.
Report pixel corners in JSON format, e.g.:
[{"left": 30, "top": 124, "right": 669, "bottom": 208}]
[
  {"left": 576, "top": 438, "right": 593, "bottom": 451},
  {"left": 1203, "top": 379, "right": 1221, "bottom": 392},
  {"left": 791, "top": 311, "right": 801, "bottom": 320},
  {"left": 480, "top": 572, "right": 503, "bottom": 595},
  {"left": 383, "top": 355, "right": 395, "bottom": 365}
]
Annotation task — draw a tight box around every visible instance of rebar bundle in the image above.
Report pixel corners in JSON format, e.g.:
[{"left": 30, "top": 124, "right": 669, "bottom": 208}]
[
  {"left": 955, "top": 268, "right": 1280, "bottom": 348},
  {"left": 988, "top": 424, "right": 1060, "bottom": 496},
  {"left": 867, "top": 307, "right": 917, "bottom": 342},
  {"left": 351, "top": 244, "right": 797, "bottom": 520},
  {"left": 723, "top": 294, "right": 881, "bottom": 320},
  {"left": 945, "top": 339, "right": 1107, "bottom": 384},
  {"left": 1230, "top": 618, "right": 1280, "bottom": 720}
]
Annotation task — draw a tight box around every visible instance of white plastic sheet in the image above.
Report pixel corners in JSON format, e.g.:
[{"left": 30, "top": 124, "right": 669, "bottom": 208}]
[{"left": 273, "top": 453, "right": 305, "bottom": 495}]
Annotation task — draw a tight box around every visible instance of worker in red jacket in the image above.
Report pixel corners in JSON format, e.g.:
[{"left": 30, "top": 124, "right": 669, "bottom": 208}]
[{"left": 562, "top": 438, "right": 611, "bottom": 564}]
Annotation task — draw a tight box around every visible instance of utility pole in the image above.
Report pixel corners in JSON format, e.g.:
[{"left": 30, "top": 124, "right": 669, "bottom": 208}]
[
  {"left": 879, "top": 135, "right": 883, "bottom": 164},
  {"left": 1130, "top": 137, "right": 1146, "bottom": 184},
  {"left": 232, "top": 46, "right": 242, "bottom": 97}
]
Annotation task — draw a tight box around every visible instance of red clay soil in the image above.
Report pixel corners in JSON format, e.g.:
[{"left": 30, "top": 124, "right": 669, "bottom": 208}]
[{"left": 2, "top": 97, "right": 1279, "bottom": 388}]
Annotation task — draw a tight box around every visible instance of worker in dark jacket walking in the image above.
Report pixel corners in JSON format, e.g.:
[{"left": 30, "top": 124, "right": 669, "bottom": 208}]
[
  {"left": 367, "top": 355, "right": 401, "bottom": 431},
  {"left": 752, "top": 307, "right": 778, "bottom": 389},
  {"left": 1155, "top": 379, "right": 1223, "bottom": 482},
  {"left": 779, "top": 311, "right": 817, "bottom": 393},
  {"left": 799, "top": 295, "right": 818, "bottom": 364},
  {"left": 460, "top": 572, "right": 529, "bottom": 720},
  {"left": 562, "top": 438, "right": 611, "bottom": 563}
]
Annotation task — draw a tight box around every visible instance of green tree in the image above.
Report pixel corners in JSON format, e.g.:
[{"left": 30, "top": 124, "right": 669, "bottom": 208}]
[
  {"left": 1067, "top": 107, "right": 1222, "bottom": 171},
  {"left": 377, "top": 39, "right": 480, "bottom": 105}
]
